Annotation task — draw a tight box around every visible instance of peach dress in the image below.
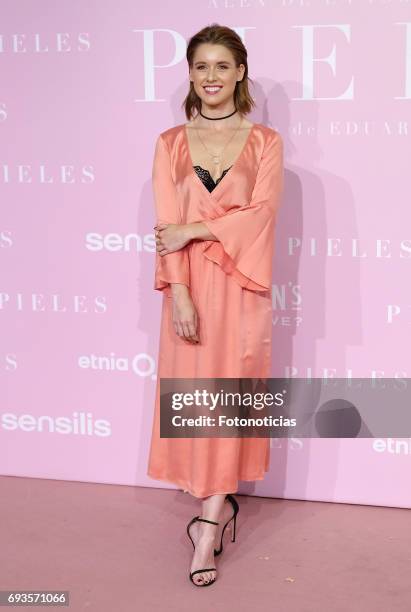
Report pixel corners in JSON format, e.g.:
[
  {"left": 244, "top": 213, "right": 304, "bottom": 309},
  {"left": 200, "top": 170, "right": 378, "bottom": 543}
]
[{"left": 147, "top": 122, "right": 284, "bottom": 498}]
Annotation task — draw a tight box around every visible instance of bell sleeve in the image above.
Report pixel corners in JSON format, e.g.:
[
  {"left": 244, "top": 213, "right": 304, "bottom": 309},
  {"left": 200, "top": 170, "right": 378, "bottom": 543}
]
[
  {"left": 201, "top": 130, "right": 284, "bottom": 292},
  {"left": 152, "top": 133, "right": 190, "bottom": 295}
]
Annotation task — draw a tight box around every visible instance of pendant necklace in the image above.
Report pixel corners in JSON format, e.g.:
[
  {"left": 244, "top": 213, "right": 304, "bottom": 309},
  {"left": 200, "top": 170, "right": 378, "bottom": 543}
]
[{"left": 194, "top": 113, "right": 244, "bottom": 166}]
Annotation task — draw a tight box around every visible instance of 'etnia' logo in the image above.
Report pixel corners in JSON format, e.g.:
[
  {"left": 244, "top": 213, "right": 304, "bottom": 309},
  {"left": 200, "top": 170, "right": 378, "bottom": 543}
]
[{"left": 78, "top": 352, "right": 156, "bottom": 378}]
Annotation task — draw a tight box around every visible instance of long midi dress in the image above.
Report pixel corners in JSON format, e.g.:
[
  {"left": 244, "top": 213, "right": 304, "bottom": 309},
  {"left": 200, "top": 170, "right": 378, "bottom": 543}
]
[{"left": 147, "top": 121, "right": 284, "bottom": 498}]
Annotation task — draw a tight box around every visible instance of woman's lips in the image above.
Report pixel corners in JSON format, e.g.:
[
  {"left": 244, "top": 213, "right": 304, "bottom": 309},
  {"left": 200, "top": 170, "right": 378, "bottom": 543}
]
[{"left": 203, "top": 86, "right": 223, "bottom": 95}]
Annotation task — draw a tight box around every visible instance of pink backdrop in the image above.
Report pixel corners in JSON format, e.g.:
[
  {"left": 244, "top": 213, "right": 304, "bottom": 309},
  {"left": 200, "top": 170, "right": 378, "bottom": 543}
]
[{"left": 1, "top": 1, "right": 410, "bottom": 508}]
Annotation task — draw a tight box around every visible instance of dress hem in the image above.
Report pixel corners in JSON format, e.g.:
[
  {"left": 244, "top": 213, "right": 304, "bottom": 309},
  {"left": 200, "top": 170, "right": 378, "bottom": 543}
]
[{"left": 147, "top": 469, "right": 269, "bottom": 499}]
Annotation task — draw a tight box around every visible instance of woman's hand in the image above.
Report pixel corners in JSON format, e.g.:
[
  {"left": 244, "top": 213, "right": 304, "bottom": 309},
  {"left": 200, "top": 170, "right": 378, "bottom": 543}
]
[
  {"left": 171, "top": 289, "right": 199, "bottom": 344},
  {"left": 154, "top": 223, "right": 191, "bottom": 255}
]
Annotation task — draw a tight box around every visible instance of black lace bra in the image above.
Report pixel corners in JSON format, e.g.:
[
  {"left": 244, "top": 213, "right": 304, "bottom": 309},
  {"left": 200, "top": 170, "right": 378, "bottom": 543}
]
[{"left": 193, "top": 165, "right": 233, "bottom": 192}]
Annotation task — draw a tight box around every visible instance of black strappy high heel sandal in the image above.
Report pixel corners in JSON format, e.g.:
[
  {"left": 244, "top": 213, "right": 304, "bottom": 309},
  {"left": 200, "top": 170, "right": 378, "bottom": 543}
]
[
  {"left": 186, "top": 516, "right": 219, "bottom": 586},
  {"left": 214, "top": 493, "right": 239, "bottom": 557}
]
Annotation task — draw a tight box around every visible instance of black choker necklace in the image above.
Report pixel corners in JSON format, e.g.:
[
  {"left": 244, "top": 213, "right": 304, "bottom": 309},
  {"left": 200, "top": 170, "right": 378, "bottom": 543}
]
[{"left": 199, "top": 108, "right": 238, "bottom": 121}]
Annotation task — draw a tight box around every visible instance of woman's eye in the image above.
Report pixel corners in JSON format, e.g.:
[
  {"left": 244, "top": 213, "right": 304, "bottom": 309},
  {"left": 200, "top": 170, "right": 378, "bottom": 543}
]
[{"left": 197, "top": 66, "right": 228, "bottom": 70}]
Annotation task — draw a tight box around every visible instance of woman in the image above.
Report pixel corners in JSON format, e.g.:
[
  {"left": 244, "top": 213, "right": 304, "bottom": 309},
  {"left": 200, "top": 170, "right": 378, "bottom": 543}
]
[{"left": 147, "top": 23, "right": 284, "bottom": 586}]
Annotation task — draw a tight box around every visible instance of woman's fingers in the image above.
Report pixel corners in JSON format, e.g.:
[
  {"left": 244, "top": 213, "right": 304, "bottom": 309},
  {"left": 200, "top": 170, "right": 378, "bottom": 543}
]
[
  {"left": 155, "top": 224, "right": 185, "bottom": 254},
  {"left": 156, "top": 235, "right": 169, "bottom": 256},
  {"left": 175, "top": 320, "right": 195, "bottom": 343},
  {"left": 175, "top": 321, "right": 184, "bottom": 338},
  {"left": 171, "top": 295, "right": 199, "bottom": 344},
  {"left": 156, "top": 235, "right": 167, "bottom": 255},
  {"left": 182, "top": 322, "right": 198, "bottom": 343}
]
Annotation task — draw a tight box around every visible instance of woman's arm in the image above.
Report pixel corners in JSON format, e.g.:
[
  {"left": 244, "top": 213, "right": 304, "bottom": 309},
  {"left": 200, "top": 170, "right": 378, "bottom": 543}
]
[
  {"left": 152, "top": 134, "right": 190, "bottom": 295},
  {"left": 152, "top": 133, "right": 199, "bottom": 342},
  {"left": 184, "top": 222, "right": 218, "bottom": 242},
  {"left": 169, "top": 282, "right": 191, "bottom": 299},
  {"left": 155, "top": 220, "right": 218, "bottom": 255}
]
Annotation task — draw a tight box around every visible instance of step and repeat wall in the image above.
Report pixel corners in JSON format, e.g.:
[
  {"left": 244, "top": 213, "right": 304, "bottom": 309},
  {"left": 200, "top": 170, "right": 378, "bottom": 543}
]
[{"left": 1, "top": 1, "right": 409, "bottom": 508}]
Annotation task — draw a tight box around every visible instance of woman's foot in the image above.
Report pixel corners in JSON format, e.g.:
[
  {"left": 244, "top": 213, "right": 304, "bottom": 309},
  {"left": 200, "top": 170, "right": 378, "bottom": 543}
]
[
  {"left": 188, "top": 519, "right": 218, "bottom": 585},
  {"left": 214, "top": 498, "right": 235, "bottom": 552}
]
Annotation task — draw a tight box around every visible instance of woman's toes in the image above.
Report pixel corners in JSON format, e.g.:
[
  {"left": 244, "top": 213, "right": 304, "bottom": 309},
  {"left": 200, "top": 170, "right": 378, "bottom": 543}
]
[{"left": 190, "top": 528, "right": 217, "bottom": 584}]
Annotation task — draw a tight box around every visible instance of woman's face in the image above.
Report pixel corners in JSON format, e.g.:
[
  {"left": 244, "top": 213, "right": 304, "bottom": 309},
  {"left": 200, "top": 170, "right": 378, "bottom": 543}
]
[{"left": 189, "top": 43, "right": 245, "bottom": 111}]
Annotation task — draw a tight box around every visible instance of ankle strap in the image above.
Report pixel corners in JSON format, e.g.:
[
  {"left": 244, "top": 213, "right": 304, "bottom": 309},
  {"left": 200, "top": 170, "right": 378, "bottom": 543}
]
[{"left": 196, "top": 516, "right": 219, "bottom": 526}]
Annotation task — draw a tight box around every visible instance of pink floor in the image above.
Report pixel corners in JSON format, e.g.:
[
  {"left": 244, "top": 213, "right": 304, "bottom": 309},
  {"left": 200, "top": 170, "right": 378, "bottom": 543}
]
[{"left": 1, "top": 475, "right": 410, "bottom": 611}]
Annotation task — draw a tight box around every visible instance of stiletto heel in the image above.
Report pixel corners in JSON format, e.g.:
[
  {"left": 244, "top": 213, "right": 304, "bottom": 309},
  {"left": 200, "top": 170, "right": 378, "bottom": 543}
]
[
  {"left": 231, "top": 513, "right": 236, "bottom": 542},
  {"left": 186, "top": 516, "right": 219, "bottom": 587},
  {"left": 214, "top": 493, "right": 239, "bottom": 556}
]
